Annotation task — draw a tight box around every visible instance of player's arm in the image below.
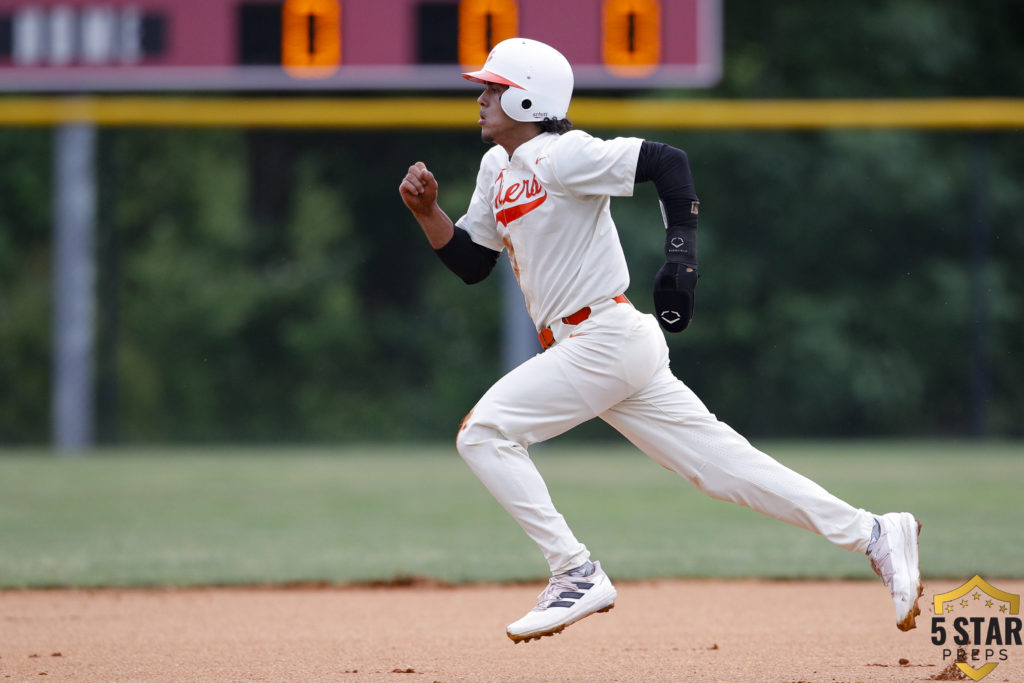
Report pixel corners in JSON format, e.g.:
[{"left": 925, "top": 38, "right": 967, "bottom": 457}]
[
  {"left": 635, "top": 141, "right": 700, "bottom": 333},
  {"left": 435, "top": 224, "right": 500, "bottom": 284},
  {"left": 399, "top": 162, "right": 499, "bottom": 284}
]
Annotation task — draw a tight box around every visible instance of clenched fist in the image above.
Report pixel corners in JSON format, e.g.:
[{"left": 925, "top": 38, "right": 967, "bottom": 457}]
[{"left": 399, "top": 161, "right": 439, "bottom": 217}]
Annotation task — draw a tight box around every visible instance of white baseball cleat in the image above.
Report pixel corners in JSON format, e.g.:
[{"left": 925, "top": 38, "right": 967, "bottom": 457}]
[
  {"left": 868, "top": 512, "right": 923, "bottom": 631},
  {"left": 507, "top": 560, "right": 617, "bottom": 643}
]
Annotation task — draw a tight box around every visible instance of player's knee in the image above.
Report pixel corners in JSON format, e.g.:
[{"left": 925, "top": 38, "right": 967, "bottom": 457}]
[
  {"left": 455, "top": 418, "right": 481, "bottom": 456},
  {"left": 455, "top": 411, "right": 499, "bottom": 462},
  {"left": 455, "top": 409, "right": 476, "bottom": 455}
]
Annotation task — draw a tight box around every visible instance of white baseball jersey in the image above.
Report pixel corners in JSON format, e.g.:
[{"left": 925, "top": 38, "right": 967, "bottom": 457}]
[{"left": 456, "top": 130, "right": 643, "bottom": 331}]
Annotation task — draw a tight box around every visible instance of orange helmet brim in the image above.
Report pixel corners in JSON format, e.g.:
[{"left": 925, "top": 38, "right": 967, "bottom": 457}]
[{"left": 461, "top": 69, "right": 524, "bottom": 89}]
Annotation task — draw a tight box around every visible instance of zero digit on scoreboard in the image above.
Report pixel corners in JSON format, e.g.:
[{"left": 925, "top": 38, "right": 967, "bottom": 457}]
[{"left": 457, "top": 0, "right": 518, "bottom": 69}]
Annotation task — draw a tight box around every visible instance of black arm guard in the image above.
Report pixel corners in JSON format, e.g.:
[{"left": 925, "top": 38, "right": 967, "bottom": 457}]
[
  {"left": 636, "top": 141, "right": 700, "bottom": 332},
  {"left": 435, "top": 225, "right": 500, "bottom": 284}
]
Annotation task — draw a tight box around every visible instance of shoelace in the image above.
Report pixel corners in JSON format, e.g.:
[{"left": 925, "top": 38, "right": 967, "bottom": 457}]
[{"left": 532, "top": 573, "right": 590, "bottom": 612}]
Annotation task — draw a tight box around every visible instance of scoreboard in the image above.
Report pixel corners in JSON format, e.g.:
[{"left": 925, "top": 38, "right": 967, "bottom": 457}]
[{"left": 0, "top": 0, "right": 721, "bottom": 91}]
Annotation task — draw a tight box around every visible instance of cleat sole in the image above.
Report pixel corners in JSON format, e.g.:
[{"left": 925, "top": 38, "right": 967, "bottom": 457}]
[
  {"left": 896, "top": 519, "right": 923, "bottom": 632},
  {"left": 507, "top": 602, "right": 615, "bottom": 643}
]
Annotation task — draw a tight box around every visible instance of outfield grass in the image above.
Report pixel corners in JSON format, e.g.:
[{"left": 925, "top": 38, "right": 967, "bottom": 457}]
[{"left": 0, "top": 440, "right": 1020, "bottom": 588}]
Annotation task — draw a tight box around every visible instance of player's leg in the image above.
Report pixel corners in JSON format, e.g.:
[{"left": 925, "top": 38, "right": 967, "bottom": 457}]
[
  {"left": 457, "top": 304, "right": 662, "bottom": 574},
  {"left": 602, "top": 369, "right": 874, "bottom": 551},
  {"left": 600, "top": 350, "right": 921, "bottom": 630},
  {"left": 457, "top": 306, "right": 659, "bottom": 641},
  {"left": 457, "top": 347, "right": 622, "bottom": 642},
  {"left": 456, "top": 351, "right": 596, "bottom": 576}
]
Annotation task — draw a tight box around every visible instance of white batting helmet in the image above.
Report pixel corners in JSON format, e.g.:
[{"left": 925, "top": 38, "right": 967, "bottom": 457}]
[{"left": 462, "top": 38, "right": 574, "bottom": 123}]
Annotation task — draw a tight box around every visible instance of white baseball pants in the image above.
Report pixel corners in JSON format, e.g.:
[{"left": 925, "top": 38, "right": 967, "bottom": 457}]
[{"left": 456, "top": 299, "right": 876, "bottom": 575}]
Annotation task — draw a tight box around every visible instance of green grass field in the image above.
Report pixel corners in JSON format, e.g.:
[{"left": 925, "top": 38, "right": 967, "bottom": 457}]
[{"left": 0, "top": 440, "right": 1020, "bottom": 588}]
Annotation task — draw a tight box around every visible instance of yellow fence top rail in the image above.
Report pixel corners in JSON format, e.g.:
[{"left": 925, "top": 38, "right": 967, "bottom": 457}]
[{"left": 2, "top": 96, "right": 1023, "bottom": 129}]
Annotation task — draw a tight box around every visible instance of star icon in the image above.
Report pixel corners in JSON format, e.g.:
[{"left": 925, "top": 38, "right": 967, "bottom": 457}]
[
  {"left": 961, "top": 599, "right": 969, "bottom": 607},
  {"left": 973, "top": 593, "right": 981, "bottom": 600},
  {"left": 946, "top": 604, "right": 954, "bottom": 613},
  {"left": 986, "top": 600, "right": 993, "bottom": 608}
]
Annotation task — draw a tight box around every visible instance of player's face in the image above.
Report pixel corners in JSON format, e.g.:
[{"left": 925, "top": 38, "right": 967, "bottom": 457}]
[{"left": 477, "top": 84, "right": 517, "bottom": 145}]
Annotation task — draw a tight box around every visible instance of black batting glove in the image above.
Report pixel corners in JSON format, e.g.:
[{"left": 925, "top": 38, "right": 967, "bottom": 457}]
[
  {"left": 653, "top": 224, "right": 698, "bottom": 333},
  {"left": 653, "top": 262, "right": 698, "bottom": 333}
]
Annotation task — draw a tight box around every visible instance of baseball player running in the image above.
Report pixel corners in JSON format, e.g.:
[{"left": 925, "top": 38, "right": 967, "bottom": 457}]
[{"left": 399, "top": 38, "right": 922, "bottom": 643}]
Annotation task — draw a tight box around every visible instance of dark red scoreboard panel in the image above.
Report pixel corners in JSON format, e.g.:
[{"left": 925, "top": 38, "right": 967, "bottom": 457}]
[{"left": 0, "top": 0, "right": 721, "bottom": 91}]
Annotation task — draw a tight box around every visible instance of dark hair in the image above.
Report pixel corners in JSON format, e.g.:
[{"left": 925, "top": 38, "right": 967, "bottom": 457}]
[{"left": 538, "top": 117, "right": 573, "bottom": 135}]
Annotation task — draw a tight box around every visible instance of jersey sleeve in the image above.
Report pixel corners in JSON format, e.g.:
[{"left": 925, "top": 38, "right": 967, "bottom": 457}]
[
  {"left": 549, "top": 130, "right": 644, "bottom": 198},
  {"left": 454, "top": 148, "right": 505, "bottom": 253}
]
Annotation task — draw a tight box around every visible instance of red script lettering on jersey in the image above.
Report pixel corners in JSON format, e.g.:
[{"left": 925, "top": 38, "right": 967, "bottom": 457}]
[{"left": 493, "top": 171, "right": 547, "bottom": 227}]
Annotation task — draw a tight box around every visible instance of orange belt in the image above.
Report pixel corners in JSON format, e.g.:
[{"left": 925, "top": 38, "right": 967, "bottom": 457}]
[{"left": 538, "top": 294, "right": 630, "bottom": 350}]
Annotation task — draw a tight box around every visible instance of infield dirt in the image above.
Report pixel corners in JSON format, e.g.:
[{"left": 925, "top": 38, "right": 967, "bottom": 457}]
[{"left": 3, "top": 579, "right": 1023, "bottom": 682}]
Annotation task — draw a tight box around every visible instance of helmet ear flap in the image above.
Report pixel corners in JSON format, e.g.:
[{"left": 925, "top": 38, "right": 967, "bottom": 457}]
[{"left": 500, "top": 88, "right": 535, "bottom": 122}]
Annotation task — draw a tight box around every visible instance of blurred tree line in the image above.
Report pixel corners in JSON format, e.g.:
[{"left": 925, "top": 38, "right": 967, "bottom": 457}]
[{"left": 1, "top": 1, "right": 1022, "bottom": 444}]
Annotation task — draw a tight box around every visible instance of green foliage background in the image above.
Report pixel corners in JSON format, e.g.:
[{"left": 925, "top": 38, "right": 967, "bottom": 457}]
[{"left": 1, "top": 2, "right": 1023, "bottom": 443}]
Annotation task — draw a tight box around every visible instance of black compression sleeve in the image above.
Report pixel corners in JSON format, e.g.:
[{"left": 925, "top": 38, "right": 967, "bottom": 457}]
[
  {"left": 635, "top": 140, "right": 699, "bottom": 268},
  {"left": 435, "top": 226, "right": 500, "bottom": 284},
  {"left": 635, "top": 140, "right": 699, "bottom": 229}
]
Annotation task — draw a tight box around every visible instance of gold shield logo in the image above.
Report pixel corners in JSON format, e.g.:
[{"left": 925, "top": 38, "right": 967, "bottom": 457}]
[{"left": 930, "top": 575, "right": 1022, "bottom": 681}]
